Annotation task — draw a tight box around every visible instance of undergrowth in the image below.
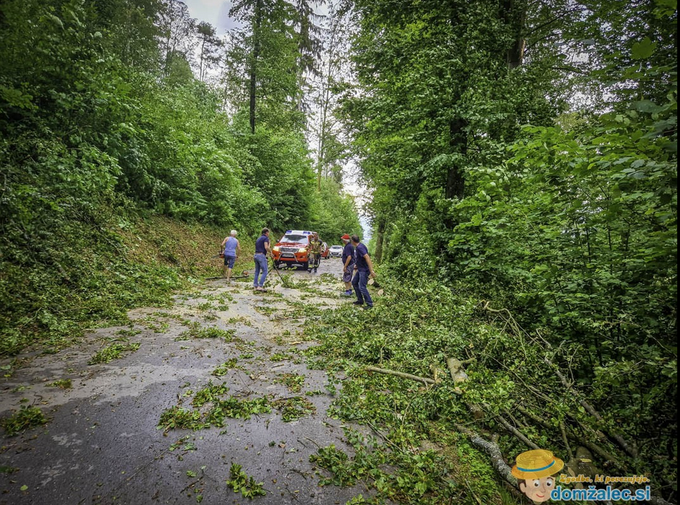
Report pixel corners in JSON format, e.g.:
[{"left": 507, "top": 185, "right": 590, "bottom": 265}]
[
  {"left": 302, "top": 279, "right": 676, "bottom": 504},
  {"left": 0, "top": 214, "right": 226, "bottom": 356}
]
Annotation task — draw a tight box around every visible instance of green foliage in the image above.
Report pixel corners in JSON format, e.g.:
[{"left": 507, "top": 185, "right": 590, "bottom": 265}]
[
  {"left": 178, "top": 325, "right": 236, "bottom": 341},
  {"left": 270, "top": 396, "right": 316, "bottom": 422},
  {"left": 158, "top": 382, "right": 272, "bottom": 432},
  {"left": 240, "top": 128, "right": 316, "bottom": 232},
  {"left": 309, "top": 178, "right": 363, "bottom": 240},
  {"left": 1, "top": 406, "right": 48, "bottom": 437},
  {"left": 274, "top": 372, "right": 305, "bottom": 392},
  {"left": 226, "top": 463, "right": 266, "bottom": 499},
  {"left": 192, "top": 383, "right": 231, "bottom": 408},
  {"left": 310, "top": 428, "right": 459, "bottom": 504},
  {"left": 88, "top": 339, "right": 141, "bottom": 364},
  {"left": 48, "top": 379, "right": 73, "bottom": 389},
  {"left": 0, "top": 0, "right": 361, "bottom": 355},
  {"left": 158, "top": 406, "right": 204, "bottom": 431},
  {"left": 303, "top": 277, "right": 676, "bottom": 501},
  {"left": 338, "top": 2, "right": 675, "bottom": 500},
  {"left": 211, "top": 358, "right": 239, "bottom": 376},
  {"left": 269, "top": 351, "right": 295, "bottom": 362}
]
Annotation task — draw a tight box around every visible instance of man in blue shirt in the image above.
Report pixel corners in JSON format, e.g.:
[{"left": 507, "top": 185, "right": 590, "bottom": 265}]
[
  {"left": 340, "top": 234, "right": 354, "bottom": 296},
  {"left": 350, "top": 234, "right": 377, "bottom": 308},
  {"left": 220, "top": 229, "right": 241, "bottom": 282},
  {"left": 253, "top": 228, "right": 270, "bottom": 292}
]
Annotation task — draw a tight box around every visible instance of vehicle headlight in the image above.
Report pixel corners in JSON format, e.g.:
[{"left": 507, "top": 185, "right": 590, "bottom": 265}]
[
  {"left": 273, "top": 246, "right": 280, "bottom": 252},
  {"left": 298, "top": 248, "right": 307, "bottom": 253}
]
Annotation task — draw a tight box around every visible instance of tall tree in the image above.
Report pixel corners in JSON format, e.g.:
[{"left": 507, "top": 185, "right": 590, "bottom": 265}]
[
  {"left": 196, "top": 21, "right": 224, "bottom": 81},
  {"left": 158, "top": 0, "right": 197, "bottom": 76},
  {"left": 291, "top": 0, "right": 325, "bottom": 126},
  {"left": 340, "top": 0, "right": 566, "bottom": 263},
  {"left": 310, "top": 1, "right": 352, "bottom": 190},
  {"left": 228, "top": 0, "right": 303, "bottom": 134}
]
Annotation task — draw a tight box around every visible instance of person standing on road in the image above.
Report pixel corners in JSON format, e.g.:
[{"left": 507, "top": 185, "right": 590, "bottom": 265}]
[
  {"left": 220, "top": 230, "right": 241, "bottom": 282},
  {"left": 308, "top": 232, "right": 322, "bottom": 273},
  {"left": 340, "top": 234, "right": 355, "bottom": 296},
  {"left": 253, "top": 228, "right": 271, "bottom": 292},
  {"left": 351, "top": 234, "right": 377, "bottom": 308}
]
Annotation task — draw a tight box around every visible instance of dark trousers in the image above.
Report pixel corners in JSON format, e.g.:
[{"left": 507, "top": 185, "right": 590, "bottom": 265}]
[{"left": 352, "top": 269, "right": 373, "bottom": 306}]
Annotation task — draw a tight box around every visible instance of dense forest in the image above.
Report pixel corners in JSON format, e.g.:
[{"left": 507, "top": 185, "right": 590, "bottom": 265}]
[
  {"left": 0, "top": 0, "right": 361, "bottom": 353},
  {"left": 0, "top": 0, "right": 676, "bottom": 503}
]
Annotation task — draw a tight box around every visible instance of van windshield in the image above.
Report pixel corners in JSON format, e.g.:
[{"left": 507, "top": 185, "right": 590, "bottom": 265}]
[{"left": 280, "top": 234, "right": 308, "bottom": 245}]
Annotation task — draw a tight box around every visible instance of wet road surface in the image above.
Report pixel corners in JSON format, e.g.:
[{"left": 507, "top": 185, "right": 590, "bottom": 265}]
[{"left": 0, "top": 256, "right": 374, "bottom": 504}]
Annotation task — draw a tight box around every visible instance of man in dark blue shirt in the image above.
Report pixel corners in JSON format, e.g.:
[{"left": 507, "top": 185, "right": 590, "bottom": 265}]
[
  {"left": 340, "top": 234, "right": 354, "bottom": 296},
  {"left": 350, "top": 234, "right": 377, "bottom": 308},
  {"left": 253, "top": 228, "right": 270, "bottom": 291}
]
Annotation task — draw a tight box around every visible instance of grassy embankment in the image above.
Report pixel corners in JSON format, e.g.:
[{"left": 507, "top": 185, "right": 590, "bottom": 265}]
[{"left": 0, "top": 215, "right": 257, "bottom": 357}]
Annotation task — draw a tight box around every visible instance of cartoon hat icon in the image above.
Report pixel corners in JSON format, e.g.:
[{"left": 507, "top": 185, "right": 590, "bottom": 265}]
[{"left": 511, "top": 449, "right": 564, "bottom": 480}]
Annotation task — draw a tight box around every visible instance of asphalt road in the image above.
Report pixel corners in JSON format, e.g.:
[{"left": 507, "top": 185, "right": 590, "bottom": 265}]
[{"left": 0, "top": 256, "right": 374, "bottom": 505}]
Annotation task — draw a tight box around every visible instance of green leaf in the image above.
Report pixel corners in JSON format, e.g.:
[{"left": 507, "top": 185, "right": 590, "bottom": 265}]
[
  {"left": 631, "top": 37, "right": 657, "bottom": 59},
  {"left": 45, "top": 13, "right": 64, "bottom": 29},
  {"left": 633, "top": 100, "right": 664, "bottom": 113}
]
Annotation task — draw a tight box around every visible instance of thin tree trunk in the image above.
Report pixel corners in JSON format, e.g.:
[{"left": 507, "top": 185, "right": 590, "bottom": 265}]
[
  {"left": 373, "top": 219, "right": 385, "bottom": 264},
  {"left": 249, "top": 0, "right": 262, "bottom": 134},
  {"left": 199, "top": 37, "right": 206, "bottom": 81}
]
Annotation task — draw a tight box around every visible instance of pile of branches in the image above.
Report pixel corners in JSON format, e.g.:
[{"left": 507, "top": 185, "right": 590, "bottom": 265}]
[{"left": 363, "top": 302, "right": 676, "bottom": 505}]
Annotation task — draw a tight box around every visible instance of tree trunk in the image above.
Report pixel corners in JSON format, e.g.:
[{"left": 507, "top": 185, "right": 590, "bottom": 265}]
[
  {"left": 373, "top": 219, "right": 385, "bottom": 264},
  {"left": 199, "top": 37, "right": 206, "bottom": 81},
  {"left": 501, "top": 0, "right": 526, "bottom": 69},
  {"left": 249, "top": 0, "right": 262, "bottom": 134}
]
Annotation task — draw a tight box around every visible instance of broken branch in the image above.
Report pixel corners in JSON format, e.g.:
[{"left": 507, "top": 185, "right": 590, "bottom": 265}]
[
  {"left": 496, "top": 413, "right": 540, "bottom": 450},
  {"left": 456, "top": 424, "right": 518, "bottom": 489}
]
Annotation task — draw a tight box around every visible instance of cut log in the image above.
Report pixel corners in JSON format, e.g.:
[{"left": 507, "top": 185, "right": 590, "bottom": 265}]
[
  {"left": 445, "top": 357, "right": 484, "bottom": 418},
  {"left": 446, "top": 357, "right": 469, "bottom": 384}
]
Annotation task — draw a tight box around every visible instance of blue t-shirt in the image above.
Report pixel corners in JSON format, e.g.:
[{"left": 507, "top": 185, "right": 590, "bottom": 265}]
[
  {"left": 255, "top": 235, "right": 269, "bottom": 254},
  {"left": 342, "top": 243, "right": 355, "bottom": 266},
  {"left": 223, "top": 237, "right": 238, "bottom": 256},
  {"left": 354, "top": 243, "right": 369, "bottom": 271}
]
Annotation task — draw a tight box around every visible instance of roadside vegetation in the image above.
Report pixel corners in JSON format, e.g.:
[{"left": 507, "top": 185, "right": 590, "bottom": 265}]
[
  {"left": 323, "top": 0, "right": 675, "bottom": 503},
  {"left": 304, "top": 279, "right": 676, "bottom": 504},
  {"left": 0, "top": 0, "right": 361, "bottom": 356},
  {"left": 0, "top": 0, "right": 675, "bottom": 504}
]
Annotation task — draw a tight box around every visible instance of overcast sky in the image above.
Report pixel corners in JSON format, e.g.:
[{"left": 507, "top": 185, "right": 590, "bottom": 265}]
[{"left": 181, "top": 0, "right": 240, "bottom": 33}]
